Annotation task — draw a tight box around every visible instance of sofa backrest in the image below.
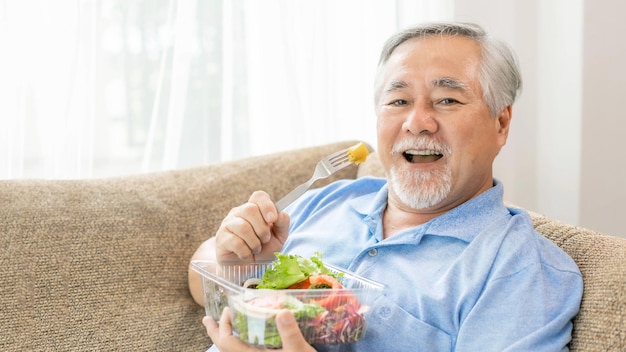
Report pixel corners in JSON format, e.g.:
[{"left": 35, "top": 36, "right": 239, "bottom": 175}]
[
  {"left": 0, "top": 141, "right": 359, "bottom": 351},
  {"left": 1, "top": 140, "right": 624, "bottom": 351}
]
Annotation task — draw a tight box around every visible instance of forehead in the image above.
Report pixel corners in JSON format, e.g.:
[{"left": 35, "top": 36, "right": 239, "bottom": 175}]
[{"left": 381, "top": 35, "right": 482, "bottom": 89}]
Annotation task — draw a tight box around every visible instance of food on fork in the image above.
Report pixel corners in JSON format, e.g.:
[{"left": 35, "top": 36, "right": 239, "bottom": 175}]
[{"left": 347, "top": 142, "right": 370, "bottom": 165}]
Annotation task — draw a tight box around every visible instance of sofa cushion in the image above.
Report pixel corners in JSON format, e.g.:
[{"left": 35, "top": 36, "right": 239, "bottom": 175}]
[{"left": 0, "top": 174, "right": 211, "bottom": 350}]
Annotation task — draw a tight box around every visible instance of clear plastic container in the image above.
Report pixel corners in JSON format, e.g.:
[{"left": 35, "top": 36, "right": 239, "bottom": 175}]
[{"left": 190, "top": 260, "right": 384, "bottom": 348}]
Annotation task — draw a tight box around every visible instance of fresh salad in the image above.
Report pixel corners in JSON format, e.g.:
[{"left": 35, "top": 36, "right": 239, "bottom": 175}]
[{"left": 229, "top": 252, "right": 369, "bottom": 348}]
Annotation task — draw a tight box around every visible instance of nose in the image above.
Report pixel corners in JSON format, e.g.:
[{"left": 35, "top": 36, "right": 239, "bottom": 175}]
[{"left": 402, "top": 102, "right": 438, "bottom": 135}]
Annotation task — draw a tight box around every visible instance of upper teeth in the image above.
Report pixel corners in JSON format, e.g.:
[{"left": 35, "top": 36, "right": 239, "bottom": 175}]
[{"left": 405, "top": 150, "right": 441, "bottom": 156}]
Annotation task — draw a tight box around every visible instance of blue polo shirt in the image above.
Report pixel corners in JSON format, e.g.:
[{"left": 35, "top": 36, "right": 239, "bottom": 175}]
[{"left": 281, "top": 177, "right": 582, "bottom": 351}]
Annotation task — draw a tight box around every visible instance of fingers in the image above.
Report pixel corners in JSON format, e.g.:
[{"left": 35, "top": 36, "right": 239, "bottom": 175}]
[
  {"left": 249, "top": 191, "right": 291, "bottom": 248},
  {"left": 215, "top": 191, "right": 278, "bottom": 261},
  {"left": 248, "top": 191, "right": 278, "bottom": 225},
  {"left": 203, "top": 308, "right": 232, "bottom": 341},
  {"left": 204, "top": 308, "right": 256, "bottom": 352},
  {"left": 217, "top": 307, "right": 233, "bottom": 337},
  {"left": 271, "top": 211, "right": 291, "bottom": 245},
  {"left": 275, "top": 310, "right": 315, "bottom": 351},
  {"left": 203, "top": 315, "right": 219, "bottom": 341},
  {"left": 214, "top": 191, "right": 292, "bottom": 262},
  {"left": 205, "top": 309, "right": 312, "bottom": 352}
]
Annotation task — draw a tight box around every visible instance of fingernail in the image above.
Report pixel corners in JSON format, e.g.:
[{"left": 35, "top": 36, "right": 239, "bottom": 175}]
[{"left": 202, "top": 316, "right": 214, "bottom": 326}]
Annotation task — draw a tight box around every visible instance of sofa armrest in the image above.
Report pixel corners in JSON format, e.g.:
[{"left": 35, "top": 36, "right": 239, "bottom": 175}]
[{"left": 528, "top": 211, "right": 626, "bottom": 351}]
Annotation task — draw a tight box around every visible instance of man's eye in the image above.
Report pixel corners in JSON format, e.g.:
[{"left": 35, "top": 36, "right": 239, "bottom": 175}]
[
  {"left": 390, "top": 99, "right": 408, "bottom": 106},
  {"left": 438, "top": 98, "right": 459, "bottom": 105}
]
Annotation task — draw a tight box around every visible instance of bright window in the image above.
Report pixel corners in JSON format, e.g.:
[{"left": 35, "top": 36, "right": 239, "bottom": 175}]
[{"left": 0, "top": 0, "right": 451, "bottom": 179}]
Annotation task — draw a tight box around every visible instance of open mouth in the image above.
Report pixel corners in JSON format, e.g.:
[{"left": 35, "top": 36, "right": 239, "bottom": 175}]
[{"left": 402, "top": 150, "right": 443, "bottom": 163}]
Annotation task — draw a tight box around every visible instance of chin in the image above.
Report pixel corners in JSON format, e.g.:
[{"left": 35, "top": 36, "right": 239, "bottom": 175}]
[{"left": 388, "top": 165, "right": 452, "bottom": 209}]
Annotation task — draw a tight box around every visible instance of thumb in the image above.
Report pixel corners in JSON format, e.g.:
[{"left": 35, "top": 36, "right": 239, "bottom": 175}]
[
  {"left": 275, "top": 310, "right": 313, "bottom": 351},
  {"left": 272, "top": 212, "right": 291, "bottom": 244}
]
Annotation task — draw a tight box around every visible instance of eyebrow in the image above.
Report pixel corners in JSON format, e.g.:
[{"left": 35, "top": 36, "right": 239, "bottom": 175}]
[
  {"left": 384, "top": 80, "right": 409, "bottom": 94},
  {"left": 431, "top": 77, "right": 469, "bottom": 91},
  {"left": 383, "top": 77, "right": 469, "bottom": 94}
]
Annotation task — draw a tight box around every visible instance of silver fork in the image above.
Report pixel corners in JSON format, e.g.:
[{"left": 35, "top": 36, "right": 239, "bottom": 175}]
[{"left": 275, "top": 147, "right": 354, "bottom": 211}]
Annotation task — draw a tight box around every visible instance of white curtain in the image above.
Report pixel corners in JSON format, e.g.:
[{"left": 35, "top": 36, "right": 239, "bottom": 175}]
[
  {"left": 3, "top": 0, "right": 602, "bottom": 234},
  {"left": 0, "top": 0, "right": 450, "bottom": 179}
]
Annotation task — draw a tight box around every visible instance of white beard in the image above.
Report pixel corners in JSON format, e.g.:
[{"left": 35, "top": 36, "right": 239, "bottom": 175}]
[
  {"left": 388, "top": 137, "right": 452, "bottom": 209},
  {"left": 389, "top": 164, "right": 452, "bottom": 209}
]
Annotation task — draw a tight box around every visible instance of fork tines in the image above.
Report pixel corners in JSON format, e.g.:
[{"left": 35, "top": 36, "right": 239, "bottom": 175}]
[{"left": 328, "top": 148, "right": 350, "bottom": 166}]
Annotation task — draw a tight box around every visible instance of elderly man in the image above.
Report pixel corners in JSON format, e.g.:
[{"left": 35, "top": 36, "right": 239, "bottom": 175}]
[{"left": 190, "top": 22, "right": 582, "bottom": 351}]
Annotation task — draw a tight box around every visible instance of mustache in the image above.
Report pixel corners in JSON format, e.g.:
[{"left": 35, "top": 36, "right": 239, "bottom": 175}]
[{"left": 391, "top": 137, "right": 451, "bottom": 155}]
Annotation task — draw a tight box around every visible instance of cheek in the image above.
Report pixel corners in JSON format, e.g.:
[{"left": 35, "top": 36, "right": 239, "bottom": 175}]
[
  {"left": 444, "top": 120, "right": 491, "bottom": 162},
  {"left": 458, "top": 128, "right": 501, "bottom": 163},
  {"left": 376, "top": 109, "right": 403, "bottom": 136},
  {"left": 376, "top": 114, "right": 393, "bottom": 142},
  {"left": 376, "top": 114, "right": 398, "bottom": 169}
]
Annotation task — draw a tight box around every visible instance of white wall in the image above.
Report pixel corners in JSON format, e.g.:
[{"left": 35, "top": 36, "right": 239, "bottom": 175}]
[
  {"left": 453, "top": 0, "right": 625, "bottom": 239},
  {"left": 579, "top": 0, "right": 626, "bottom": 238}
]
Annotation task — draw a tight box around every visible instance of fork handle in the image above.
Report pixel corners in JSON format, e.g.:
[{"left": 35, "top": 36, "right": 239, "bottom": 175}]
[{"left": 275, "top": 178, "right": 315, "bottom": 212}]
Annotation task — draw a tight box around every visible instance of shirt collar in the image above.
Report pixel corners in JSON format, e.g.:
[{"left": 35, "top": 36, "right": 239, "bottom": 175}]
[{"left": 349, "top": 179, "right": 510, "bottom": 243}]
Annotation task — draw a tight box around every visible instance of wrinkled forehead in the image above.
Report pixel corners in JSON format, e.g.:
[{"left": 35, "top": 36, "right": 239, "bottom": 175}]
[{"left": 374, "top": 36, "right": 483, "bottom": 100}]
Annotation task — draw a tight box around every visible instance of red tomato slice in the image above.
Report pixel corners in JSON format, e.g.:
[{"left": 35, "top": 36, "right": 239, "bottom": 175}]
[
  {"left": 308, "top": 274, "right": 361, "bottom": 310},
  {"left": 287, "top": 277, "right": 311, "bottom": 289},
  {"left": 286, "top": 274, "right": 361, "bottom": 311}
]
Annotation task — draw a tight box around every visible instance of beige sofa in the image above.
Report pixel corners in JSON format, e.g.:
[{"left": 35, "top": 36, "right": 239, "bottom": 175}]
[{"left": 1, "top": 140, "right": 624, "bottom": 351}]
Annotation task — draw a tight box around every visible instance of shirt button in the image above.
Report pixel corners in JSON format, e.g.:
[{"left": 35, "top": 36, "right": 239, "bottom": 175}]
[
  {"left": 379, "top": 306, "right": 392, "bottom": 319},
  {"left": 368, "top": 248, "right": 378, "bottom": 257}
]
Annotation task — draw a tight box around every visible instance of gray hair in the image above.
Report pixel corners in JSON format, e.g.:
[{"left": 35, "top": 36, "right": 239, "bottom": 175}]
[{"left": 374, "top": 22, "right": 522, "bottom": 116}]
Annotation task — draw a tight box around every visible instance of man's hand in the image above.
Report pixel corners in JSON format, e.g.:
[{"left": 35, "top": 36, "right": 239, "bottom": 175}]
[
  {"left": 189, "top": 191, "right": 290, "bottom": 305},
  {"left": 215, "top": 191, "right": 290, "bottom": 262},
  {"left": 203, "top": 309, "right": 251, "bottom": 351},
  {"left": 273, "top": 310, "right": 316, "bottom": 351},
  {"left": 203, "top": 308, "right": 315, "bottom": 352}
]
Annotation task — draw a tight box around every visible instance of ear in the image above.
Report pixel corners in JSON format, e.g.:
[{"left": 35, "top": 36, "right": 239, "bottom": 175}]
[{"left": 495, "top": 105, "right": 512, "bottom": 146}]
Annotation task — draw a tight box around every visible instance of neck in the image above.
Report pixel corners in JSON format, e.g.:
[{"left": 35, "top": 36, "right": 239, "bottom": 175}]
[{"left": 382, "top": 203, "right": 444, "bottom": 239}]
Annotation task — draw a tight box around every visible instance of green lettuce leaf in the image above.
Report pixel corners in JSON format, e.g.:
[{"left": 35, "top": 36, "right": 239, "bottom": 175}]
[{"left": 257, "top": 252, "right": 337, "bottom": 289}]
